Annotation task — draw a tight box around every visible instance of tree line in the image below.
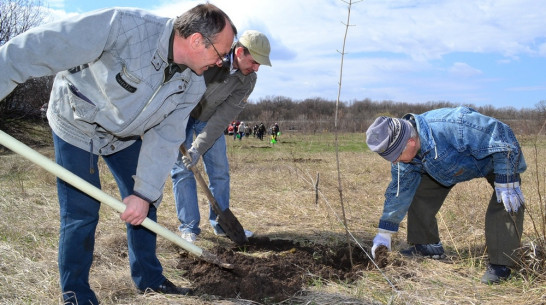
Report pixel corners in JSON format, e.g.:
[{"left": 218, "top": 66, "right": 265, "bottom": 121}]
[{"left": 237, "top": 96, "right": 546, "bottom": 135}]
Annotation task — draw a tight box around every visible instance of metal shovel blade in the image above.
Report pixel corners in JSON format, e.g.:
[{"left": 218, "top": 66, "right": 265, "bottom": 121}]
[
  {"left": 180, "top": 145, "right": 247, "bottom": 245},
  {"left": 216, "top": 206, "right": 247, "bottom": 245}
]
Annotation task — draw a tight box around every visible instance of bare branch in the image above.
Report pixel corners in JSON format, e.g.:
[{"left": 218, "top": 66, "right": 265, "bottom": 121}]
[
  {"left": 0, "top": 0, "right": 46, "bottom": 46},
  {"left": 334, "top": 0, "right": 355, "bottom": 267}
]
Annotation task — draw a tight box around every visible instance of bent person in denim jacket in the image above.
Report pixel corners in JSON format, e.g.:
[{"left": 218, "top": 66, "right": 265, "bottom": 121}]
[{"left": 366, "top": 107, "right": 526, "bottom": 284}]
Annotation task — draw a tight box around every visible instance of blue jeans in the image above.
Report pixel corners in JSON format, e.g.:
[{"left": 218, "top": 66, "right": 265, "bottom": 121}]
[
  {"left": 53, "top": 133, "right": 165, "bottom": 305},
  {"left": 171, "top": 117, "right": 230, "bottom": 235}
]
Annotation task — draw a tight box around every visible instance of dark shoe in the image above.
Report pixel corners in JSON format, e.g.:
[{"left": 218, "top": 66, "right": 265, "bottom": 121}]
[
  {"left": 141, "top": 279, "right": 193, "bottom": 295},
  {"left": 481, "top": 264, "right": 511, "bottom": 284},
  {"left": 400, "top": 242, "right": 446, "bottom": 259}
]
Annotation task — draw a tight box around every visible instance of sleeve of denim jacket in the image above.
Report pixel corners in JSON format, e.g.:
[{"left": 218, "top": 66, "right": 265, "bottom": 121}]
[
  {"left": 378, "top": 163, "right": 423, "bottom": 233},
  {"left": 191, "top": 74, "right": 256, "bottom": 155},
  {"left": 134, "top": 80, "right": 206, "bottom": 205},
  {"left": 489, "top": 121, "right": 527, "bottom": 181},
  {"left": 0, "top": 8, "right": 119, "bottom": 101},
  {"left": 491, "top": 150, "right": 527, "bottom": 183}
]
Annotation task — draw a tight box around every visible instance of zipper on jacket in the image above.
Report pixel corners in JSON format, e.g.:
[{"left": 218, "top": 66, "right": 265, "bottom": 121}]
[
  {"left": 67, "top": 81, "right": 95, "bottom": 105},
  {"left": 141, "top": 82, "right": 164, "bottom": 114}
]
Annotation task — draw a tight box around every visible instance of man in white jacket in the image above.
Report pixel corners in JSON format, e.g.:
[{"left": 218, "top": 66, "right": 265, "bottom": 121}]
[{"left": 0, "top": 3, "right": 236, "bottom": 304}]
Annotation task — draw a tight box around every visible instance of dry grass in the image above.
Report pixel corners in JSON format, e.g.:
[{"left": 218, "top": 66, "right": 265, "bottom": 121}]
[{"left": 1, "top": 130, "right": 546, "bottom": 304}]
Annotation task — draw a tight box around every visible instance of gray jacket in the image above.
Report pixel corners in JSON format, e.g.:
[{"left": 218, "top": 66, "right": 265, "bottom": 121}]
[
  {"left": 0, "top": 8, "right": 206, "bottom": 204},
  {"left": 189, "top": 65, "right": 256, "bottom": 155}
]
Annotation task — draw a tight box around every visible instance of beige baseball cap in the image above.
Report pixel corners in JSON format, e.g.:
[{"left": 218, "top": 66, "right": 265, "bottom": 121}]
[{"left": 238, "top": 30, "right": 272, "bottom": 67}]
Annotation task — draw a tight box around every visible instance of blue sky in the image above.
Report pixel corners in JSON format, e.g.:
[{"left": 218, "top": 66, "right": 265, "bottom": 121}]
[{"left": 45, "top": 0, "right": 546, "bottom": 110}]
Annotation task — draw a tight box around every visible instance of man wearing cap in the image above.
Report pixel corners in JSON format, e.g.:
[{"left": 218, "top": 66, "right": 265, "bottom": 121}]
[
  {"left": 365, "top": 106, "right": 526, "bottom": 284},
  {"left": 171, "top": 30, "right": 272, "bottom": 242}
]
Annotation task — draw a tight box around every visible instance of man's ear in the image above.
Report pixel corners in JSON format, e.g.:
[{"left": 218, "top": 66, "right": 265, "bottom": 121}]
[
  {"left": 407, "top": 138, "right": 416, "bottom": 148},
  {"left": 234, "top": 46, "right": 244, "bottom": 57},
  {"left": 189, "top": 33, "right": 202, "bottom": 49},
  {"left": 409, "top": 137, "right": 420, "bottom": 150}
]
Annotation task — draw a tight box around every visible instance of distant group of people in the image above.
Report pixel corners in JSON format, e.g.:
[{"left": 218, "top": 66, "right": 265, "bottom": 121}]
[
  {"left": 254, "top": 122, "right": 267, "bottom": 140},
  {"left": 230, "top": 121, "right": 247, "bottom": 140},
  {"left": 226, "top": 121, "right": 250, "bottom": 140},
  {"left": 225, "top": 121, "right": 280, "bottom": 142},
  {"left": 0, "top": 1, "right": 529, "bottom": 304}
]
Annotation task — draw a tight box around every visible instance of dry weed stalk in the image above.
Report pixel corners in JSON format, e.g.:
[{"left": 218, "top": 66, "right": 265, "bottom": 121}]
[
  {"left": 518, "top": 119, "right": 546, "bottom": 280},
  {"left": 334, "top": 0, "right": 361, "bottom": 268}
]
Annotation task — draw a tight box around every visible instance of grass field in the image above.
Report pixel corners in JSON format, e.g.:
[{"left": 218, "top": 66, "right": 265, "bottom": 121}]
[{"left": 1, "top": 125, "right": 545, "bottom": 304}]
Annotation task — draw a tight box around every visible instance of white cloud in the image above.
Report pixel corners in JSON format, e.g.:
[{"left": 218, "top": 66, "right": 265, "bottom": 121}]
[
  {"left": 540, "top": 43, "right": 546, "bottom": 57},
  {"left": 448, "top": 62, "right": 482, "bottom": 77},
  {"left": 35, "top": 0, "right": 546, "bottom": 108}
]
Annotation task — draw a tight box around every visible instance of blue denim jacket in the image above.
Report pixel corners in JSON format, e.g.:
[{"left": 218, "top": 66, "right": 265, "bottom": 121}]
[{"left": 378, "top": 107, "right": 527, "bottom": 232}]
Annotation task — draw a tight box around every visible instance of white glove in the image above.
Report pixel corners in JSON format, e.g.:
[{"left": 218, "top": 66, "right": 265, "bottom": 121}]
[
  {"left": 182, "top": 147, "right": 200, "bottom": 169},
  {"left": 494, "top": 181, "right": 524, "bottom": 213},
  {"left": 371, "top": 232, "right": 392, "bottom": 259}
]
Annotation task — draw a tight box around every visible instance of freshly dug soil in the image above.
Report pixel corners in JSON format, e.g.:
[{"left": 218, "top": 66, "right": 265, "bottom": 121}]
[
  {"left": 373, "top": 245, "right": 390, "bottom": 268},
  {"left": 176, "top": 235, "right": 373, "bottom": 303}
]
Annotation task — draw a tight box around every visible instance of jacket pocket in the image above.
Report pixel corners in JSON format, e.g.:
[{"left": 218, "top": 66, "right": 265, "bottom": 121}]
[
  {"left": 116, "top": 65, "right": 141, "bottom": 93},
  {"left": 67, "top": 82, "right": 98, "bottom": 123}
]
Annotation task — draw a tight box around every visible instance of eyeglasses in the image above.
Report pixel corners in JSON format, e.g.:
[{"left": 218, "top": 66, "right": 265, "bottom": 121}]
[{"left": 202, "top": 35, "right": 230, "bottom": 64}]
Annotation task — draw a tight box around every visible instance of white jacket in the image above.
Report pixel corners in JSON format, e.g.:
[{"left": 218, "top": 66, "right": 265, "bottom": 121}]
[{"left": 0, "top": 8, "right": 206, "bottom": 203}]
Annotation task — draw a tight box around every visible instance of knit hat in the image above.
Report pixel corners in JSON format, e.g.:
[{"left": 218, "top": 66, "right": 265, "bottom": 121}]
[
  {"left": 239, "top": 30, "right": 272, "bottom": 67},
  {"left": 366, "top": 116, "right": 412, "bottom": 162}
]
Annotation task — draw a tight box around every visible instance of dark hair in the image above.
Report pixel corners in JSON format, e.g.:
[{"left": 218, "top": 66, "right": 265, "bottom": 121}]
[
  {"left": 234, "top": 41, "right": 250, "bottom": 56},
  {"left": 174, "top": 3, "right": 237, "bottom": 46}
]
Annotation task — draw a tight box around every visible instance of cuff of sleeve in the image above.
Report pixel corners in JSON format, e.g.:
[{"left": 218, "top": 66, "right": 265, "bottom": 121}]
[
  {"left": 494, "top": 174, "right": 520, "bottom": 184},
  {"left": 133, "top": 191, "right": 163, "bottom": 208},
  {"left": 133, "top": 175, "right": 162, "bottom": 205},
  {"left": 132, "top": 191, "right": 152, "bottom": 204},
  {"left": 378, "top": 220, "right": 399, "bottom": 233},
  {"left": 189, "top": 145, "right": 202, "bottom": 156}
]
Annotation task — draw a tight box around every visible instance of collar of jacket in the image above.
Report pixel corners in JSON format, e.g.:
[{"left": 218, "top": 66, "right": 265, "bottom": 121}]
[
  {"left": 151, "top": 19, "right": 175, "bottom": 71},
  {"left": 404, "top": 113, "right": 438, "bottom": 161}
]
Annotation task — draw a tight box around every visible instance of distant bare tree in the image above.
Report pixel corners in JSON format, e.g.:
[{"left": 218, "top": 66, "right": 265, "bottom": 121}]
[
  {"left": 0, "top": 0, "right": 49, "bottom": 124},
  {"left": 0, "top": 0, "right": 46, "bottom": 46},
  {"left": 535, "top": 100, "right": 546, "bottom": 119},
  {"left": 2, "top": 75, "right": 54, "bottom": 119}
]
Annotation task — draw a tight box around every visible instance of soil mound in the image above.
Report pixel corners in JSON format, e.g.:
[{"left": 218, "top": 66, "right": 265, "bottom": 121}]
[{"left": 176, "top": 235, "right": 372, "bottom": 303}]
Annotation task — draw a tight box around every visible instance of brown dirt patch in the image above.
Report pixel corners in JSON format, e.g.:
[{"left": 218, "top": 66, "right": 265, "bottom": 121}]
[
  {"left": 373, "top": 245, "right": 389, "bottom": 268},
  {"left": 176, "top": 235, "right": 373, "bottom": 303}
]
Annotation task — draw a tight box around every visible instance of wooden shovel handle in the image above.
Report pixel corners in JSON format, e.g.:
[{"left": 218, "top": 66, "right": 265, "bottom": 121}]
[
  {"left": 0, "top": 130, "right": 233, "bottom": 269},
  {"left": 179, "top": 145, "right": 222, "bottom": 215}
]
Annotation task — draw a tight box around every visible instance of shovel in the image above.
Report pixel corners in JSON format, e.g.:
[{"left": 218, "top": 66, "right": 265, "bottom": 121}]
[
  {"left": 0, "top": 130, "right": 233, "bottom": 269},
  {"left": 180, "top": 145, "right": 247, "bottom": 245}
]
